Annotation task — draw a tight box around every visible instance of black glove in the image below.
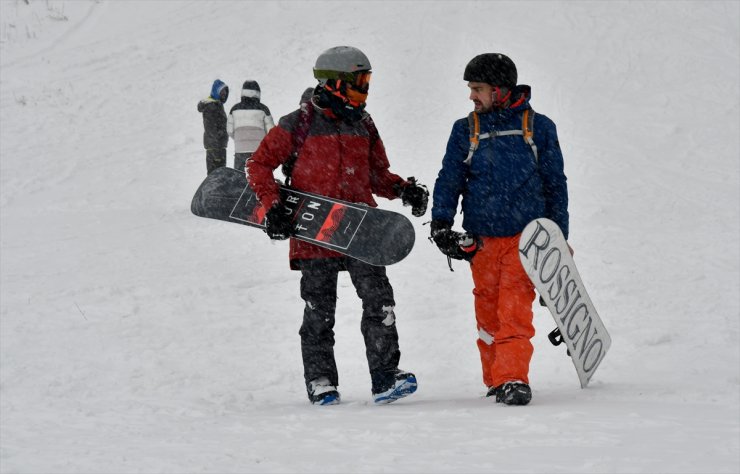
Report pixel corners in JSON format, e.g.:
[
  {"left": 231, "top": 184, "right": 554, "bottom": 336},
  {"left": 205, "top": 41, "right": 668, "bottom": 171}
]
[
  {"left": 430, "top": 220, "right": 479, "bottom": 261},
  {"left": 399, "top": 177, "right": 429, "bottom": 217},
  {"left": 264, "top": 203, "right": 294, "bottom": 240}
]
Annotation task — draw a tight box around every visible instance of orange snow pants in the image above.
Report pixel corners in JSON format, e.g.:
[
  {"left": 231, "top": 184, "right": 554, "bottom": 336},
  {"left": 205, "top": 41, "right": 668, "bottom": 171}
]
[{"left": 470, "top": 235, "right": 536, "bottom": 388}]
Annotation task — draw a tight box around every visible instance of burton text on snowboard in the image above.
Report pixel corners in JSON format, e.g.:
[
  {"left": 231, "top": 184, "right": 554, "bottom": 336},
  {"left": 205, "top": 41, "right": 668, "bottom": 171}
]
[{"left": 191, "top": 167, "right": 415, "bottom": 266}]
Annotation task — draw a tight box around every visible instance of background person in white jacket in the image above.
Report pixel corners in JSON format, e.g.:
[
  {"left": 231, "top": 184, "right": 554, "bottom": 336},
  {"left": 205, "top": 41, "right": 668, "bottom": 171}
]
[{"left": 227, "top": 80, "right": 274, "bottom": 172}]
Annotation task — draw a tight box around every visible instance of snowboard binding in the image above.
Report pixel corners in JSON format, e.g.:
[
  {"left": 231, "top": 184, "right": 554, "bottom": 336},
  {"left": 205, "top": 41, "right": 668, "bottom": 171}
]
[{"left": 547, "top": 328, "right": 571, "bottom": 356}]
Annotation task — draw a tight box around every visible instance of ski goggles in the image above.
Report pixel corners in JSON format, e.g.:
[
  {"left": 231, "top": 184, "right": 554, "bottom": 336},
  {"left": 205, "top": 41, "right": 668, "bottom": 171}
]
[
  {"left": 315, "top": 70, "right": 371, "bottom": 92},
  {"left": 349, "top": 71, "right": 372, "bottom": 92}
]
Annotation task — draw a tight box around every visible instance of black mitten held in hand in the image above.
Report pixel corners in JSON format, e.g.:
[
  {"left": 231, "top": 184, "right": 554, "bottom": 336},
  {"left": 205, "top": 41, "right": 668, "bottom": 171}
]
[
  {"left": 399, "top": 177, "right": 429, "bottom": 217},
  {"left": 430, "top": 220, "right": 479, "bottom": 261},
  {"left": 265, "top": 203, "right": 294, "bottom": 240}
]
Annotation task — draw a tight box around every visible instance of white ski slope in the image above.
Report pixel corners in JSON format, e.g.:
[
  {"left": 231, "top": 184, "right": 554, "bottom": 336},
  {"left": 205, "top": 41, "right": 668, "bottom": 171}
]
[{"left": 1, "top": 1, "right": 738, "bottom": 472}]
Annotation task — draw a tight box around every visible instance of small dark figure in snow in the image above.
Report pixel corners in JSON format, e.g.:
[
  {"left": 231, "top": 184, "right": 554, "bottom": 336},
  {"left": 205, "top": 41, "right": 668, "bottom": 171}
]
[
  {"left": 247, "top": 46, "right": 429, "bottom": 406},
  {"left": 227, "top": 80, "right": 274, "bottom": 173},
  {"left": 197, "top": 79, "right": 229, "bottom": 174}
]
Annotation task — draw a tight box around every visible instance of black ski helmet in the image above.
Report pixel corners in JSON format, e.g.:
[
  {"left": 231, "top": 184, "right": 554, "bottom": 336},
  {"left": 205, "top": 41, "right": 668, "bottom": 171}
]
[
  {"left": 313, "top": 46, "right": 372, "bottom": 84},
  {"left": 463, "top": 53, "right": 517, "bottom": 88}
]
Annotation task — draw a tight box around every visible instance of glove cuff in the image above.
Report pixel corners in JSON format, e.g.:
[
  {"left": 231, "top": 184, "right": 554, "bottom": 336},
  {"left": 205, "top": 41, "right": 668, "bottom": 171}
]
[{"left": 430, "top": 219, "right": 452, "bottom": 235}]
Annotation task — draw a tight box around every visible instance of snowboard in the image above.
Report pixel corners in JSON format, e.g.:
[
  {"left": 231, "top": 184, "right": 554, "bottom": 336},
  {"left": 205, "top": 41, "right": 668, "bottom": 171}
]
[
  {"left": 518, "top": 218, "right": 611, "bottom": 388},
  {"left": 191, "top": 167, "right": 415, "bottom": 266}
]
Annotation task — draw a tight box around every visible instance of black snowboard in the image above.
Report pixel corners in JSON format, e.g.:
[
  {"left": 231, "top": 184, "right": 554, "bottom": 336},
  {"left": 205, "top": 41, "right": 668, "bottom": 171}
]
[{"left": 191, "top": 167, "right": 415, "bottom": 266}]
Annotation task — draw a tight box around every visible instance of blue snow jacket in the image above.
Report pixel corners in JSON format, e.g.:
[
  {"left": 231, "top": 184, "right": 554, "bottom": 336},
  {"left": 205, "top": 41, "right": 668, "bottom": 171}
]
[{"left": 431, "top": 87, "right": 569, "bottom": 239}]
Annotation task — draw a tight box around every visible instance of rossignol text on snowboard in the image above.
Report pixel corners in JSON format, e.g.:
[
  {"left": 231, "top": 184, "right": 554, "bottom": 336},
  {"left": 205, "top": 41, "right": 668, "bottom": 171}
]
[
  {"left": 519, "top": 218, "right": 611, "bottom": 388},
  {"left": 191, "top": 167, "right": 415, "bottom": 266}
]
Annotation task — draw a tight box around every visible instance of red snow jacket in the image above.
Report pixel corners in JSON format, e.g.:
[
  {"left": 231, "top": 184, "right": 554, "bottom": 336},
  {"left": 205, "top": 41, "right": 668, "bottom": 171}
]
[{"left": 247, "top": 103, "right": 406, "bottom": 269}]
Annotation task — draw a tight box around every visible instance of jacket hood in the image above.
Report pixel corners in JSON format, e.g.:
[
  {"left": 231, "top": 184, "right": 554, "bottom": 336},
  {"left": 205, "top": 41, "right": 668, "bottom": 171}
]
[{"left": 210, "top": 79, "right": 229, "bottom": 103}]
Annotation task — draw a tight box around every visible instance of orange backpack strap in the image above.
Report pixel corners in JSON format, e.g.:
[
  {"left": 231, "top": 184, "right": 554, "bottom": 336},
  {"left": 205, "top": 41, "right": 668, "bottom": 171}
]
[
  {"left": 465, "top": 108, "right": 538, "bottom": 166},
  {"left": 464, "top": 111, "right": 480, "bottom": 165},
  {"left": 522, "top": 108, "right": 538, "bottom": 163}
]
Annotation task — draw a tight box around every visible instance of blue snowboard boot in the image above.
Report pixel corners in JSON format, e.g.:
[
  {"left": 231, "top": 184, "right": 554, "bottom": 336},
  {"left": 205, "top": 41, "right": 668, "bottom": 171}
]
[
  {"left": 308, "top": 376, "right": 341, "bottom": 406},
  {"left": 372, "top": 369, "right": 417, "bottom": 404}
]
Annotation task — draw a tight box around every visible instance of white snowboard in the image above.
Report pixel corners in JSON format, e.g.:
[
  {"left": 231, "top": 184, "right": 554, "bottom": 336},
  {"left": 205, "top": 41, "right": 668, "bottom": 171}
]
[{"left": 519, "top": 218, "right": 611, "bottom": 388}]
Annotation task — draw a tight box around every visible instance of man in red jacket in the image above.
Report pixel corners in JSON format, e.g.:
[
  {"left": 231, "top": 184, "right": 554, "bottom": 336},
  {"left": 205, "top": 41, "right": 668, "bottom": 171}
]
[{"left": 247, "top": 46, "right": 429, "bottom": 406}]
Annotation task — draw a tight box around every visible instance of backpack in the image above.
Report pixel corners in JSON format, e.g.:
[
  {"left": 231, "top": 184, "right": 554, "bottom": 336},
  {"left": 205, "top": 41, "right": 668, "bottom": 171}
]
[
  {"left": 281, "top": 103, "right": 379, "bottom": 186},
  {"left": 465, "top": 108, "right": 538, "bottom": 165}
]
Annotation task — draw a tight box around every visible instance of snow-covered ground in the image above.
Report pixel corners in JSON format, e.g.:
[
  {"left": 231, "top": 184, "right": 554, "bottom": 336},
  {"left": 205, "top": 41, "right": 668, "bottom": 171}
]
[{"left": 1, "top": 1, "right": 738, "bottom": 472}]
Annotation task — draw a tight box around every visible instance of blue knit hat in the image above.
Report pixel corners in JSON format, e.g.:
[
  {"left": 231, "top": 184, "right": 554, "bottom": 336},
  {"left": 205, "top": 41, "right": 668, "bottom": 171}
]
[{"left": 210, "top": 79, "right": 229, "bottom": 103}]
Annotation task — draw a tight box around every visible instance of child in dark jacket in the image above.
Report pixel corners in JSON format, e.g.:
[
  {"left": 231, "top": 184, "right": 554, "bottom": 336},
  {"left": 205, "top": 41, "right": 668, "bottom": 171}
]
[{"left": 197, "top": 79, "right": 229, "bottom": 174}]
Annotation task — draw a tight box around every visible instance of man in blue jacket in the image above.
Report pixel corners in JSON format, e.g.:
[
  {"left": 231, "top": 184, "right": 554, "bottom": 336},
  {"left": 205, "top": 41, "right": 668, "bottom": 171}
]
[{"left": 430, "top": 53, "right": 569, "bottom": 405}]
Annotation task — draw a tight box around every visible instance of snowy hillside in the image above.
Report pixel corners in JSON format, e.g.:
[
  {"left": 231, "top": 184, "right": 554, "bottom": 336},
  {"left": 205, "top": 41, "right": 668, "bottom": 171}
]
[{"left": 1, "top": 1, "right": 738, "bottom": 472}]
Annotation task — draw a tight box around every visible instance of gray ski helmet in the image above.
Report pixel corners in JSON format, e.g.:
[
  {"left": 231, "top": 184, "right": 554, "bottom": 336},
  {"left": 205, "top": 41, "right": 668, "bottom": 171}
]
[
  {"left": 463, "top": 53, "right": 517, "bottom": 88},
  {"left": 313, "top": 46, "right": 372, "bottom": 84}
]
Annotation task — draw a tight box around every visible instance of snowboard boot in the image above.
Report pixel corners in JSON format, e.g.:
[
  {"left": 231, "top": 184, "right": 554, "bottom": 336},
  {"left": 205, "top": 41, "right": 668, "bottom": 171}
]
[
  {"left": 307, "top": 376, "right": 340, "bottom": 406},
  {"left": 487, "top": 381, "right": 532, "bottom": 406},
  {"left": 372, "top": 369, "right": 418, "bottom": 404}
]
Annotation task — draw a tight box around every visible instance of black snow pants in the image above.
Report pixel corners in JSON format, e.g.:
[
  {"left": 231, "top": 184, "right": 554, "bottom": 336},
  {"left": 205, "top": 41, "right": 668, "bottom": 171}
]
[
  {"left": 205, "top": 148, "right": 226, "bottom": 174},
  {"left": 299, "top": 258, "right": 401, "bottom": 394},
  {"left": 233, "top": 152, "right": 252, "bottom": 174}
]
